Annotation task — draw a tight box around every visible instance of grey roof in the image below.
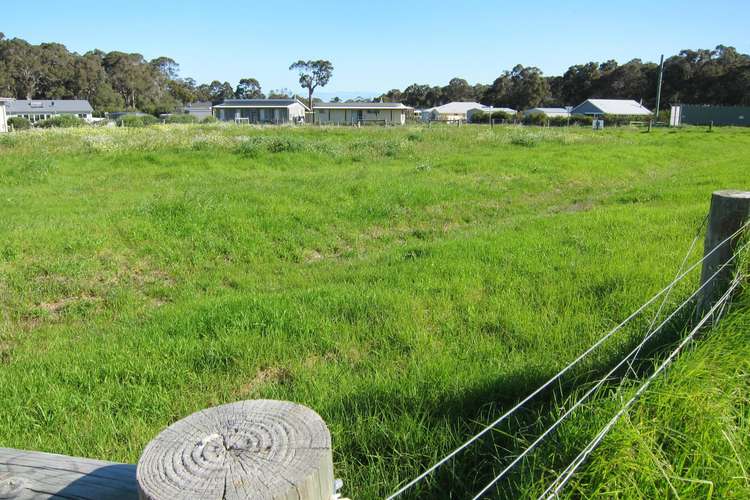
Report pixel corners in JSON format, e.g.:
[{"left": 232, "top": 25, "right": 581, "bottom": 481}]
[
  {"left": 431, "top": 102, "right": 485, "bottom": 114},
  {"left": 214, "top": 99, "right": 308, "bottom": 110},
  {"left": 185, "top": 101, "right": 212, "bottom": 110},
  {"left": 314, "top": 102, "right": 411, "bottom": 110},
  {"left": 523, "top": 107, "right": 571, "bottom": 116},
  {"left": 8, "top": 99, "right": 93, "bottom": 114},
  {"left": 468, "top": 106, "right": 517, "bottom": 114},
  {"left": 572, "top": 99, "right": 651, "bottom": 116}
]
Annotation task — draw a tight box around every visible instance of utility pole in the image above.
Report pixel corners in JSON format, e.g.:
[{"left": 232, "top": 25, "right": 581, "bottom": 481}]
[
  {"left": 654, "top": 54, "right": 665, "bottom": 124},
  {"left": 489, "top": 105, "right": 493, "bottom": 129}
]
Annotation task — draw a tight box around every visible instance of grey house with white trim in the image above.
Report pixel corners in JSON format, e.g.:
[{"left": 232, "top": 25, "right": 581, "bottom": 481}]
[
  {"left": 213, "top": 99, "right": 308, "bottom": 124},
  {"left": 313, "top": 102, "right": 411, "bottom": 125},
  {"left": 8, "top": 99, "right": 94, "bottom": 123}
]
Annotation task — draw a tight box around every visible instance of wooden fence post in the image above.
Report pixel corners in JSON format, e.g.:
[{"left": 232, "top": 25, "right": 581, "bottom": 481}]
[
  {"left": 136, "top": 400, "right": 334, "bottom": 500},
  {"left": 697, "top": 190, "right": 750, "bottom": 315}
]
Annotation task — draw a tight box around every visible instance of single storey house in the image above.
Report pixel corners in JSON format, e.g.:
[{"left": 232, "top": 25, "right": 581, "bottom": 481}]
[
  {"left": 213, "top": 99, "right": 308, "bottom": 124},
  {"left": 0, "top": 98, "right": 11, "bottom": 132},
  {"left": 313, "top": 102, "right": 411, "bottom": 125},
  {"left": 423, "top": 102, "right": 491, "bottom": 123},
  {"left": 571, "top": 99, "right": 651, "bottom": 117},
  {"left": 7, "top": 99, "right": 94, "bottom": 123},
  {"left": 466, "top": 106, "right": 517, "bottom": 123},
  {"left": 184, "top": 101, "right": 213, "bottom": 120},
  {"left": 523, "top": 107, "right": 571, "bottom": 118}
]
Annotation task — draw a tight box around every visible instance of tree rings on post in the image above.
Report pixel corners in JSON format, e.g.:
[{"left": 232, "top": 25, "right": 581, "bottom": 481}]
[{"left": 136, "top": 400, "right": 333, "bottom": 500}]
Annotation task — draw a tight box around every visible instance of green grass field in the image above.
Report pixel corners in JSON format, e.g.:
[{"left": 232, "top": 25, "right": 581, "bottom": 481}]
[{"left": 0, "top": 124, "right": 748, "bottom": 498}]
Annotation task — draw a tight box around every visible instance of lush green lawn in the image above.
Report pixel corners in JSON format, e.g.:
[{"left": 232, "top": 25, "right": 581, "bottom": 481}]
[{"left": 0, "top": 124, "right": 748, "bottom": 498}]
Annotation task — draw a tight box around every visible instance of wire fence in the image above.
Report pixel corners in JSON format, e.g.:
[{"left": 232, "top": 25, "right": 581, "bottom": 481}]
[
  {"left": 389, "top": 218, "right": 749, "bottom": 499},
  {"left": 538, "top": 271, "right": 746, "bottom": 499}
]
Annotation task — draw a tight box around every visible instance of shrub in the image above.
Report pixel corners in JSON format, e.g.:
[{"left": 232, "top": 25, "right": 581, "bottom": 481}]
[
  {"left": 7, "top": 117, "right": 31, "bottom": 130},
  {"left": 36, "top": 115, "right": 84, "bottom": 128},
  {"left": 117, "top": 114, "right": 158, "bottom": 127},
  {"left": 234, "top": 138, "right": 264, "bottom": 157},
  {"left": 509, "top": 131, "right": 539, "bottom": 147},
  {"left": 265, "top": 136, "right": 305, "bottom": 153},
  {"left": 549, "top": 116, "right": 569, "bottom": 127},
  {"left": 491, "top": 111, "right": 514, "bottom": 123},
  {"left": 201, "top": 116, "right": 217, "bottom": 124},
  {"left": 601, "top": 114, "right": 653, "bottom": 126},
  {"left": 570, "top": 115, "right": 593, "bottom": 126},
  {"left": 524, "top": 113, "right": 547, "bottom": 126},
  {"left": 470, "top": 110, "right": 488, "bottom": 123},
  {"left": 470, "top": 110, "right": 513, "bottom": 124},
  {"left": 164, "top": 114, "right": 198, "bottom": 124}
]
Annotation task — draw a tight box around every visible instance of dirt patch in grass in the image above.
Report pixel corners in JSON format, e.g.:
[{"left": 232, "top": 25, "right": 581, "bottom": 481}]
[
  {"left": 0, "top": 341, "right": 12, "bottom": 364},
  {"left": 38, "top": 296, "right": 80, "bottom": 314},
  {"left": 235, "top": 366, "right": 294, "bottom": 397},
  {"left": 548, "top": 200, "right": 595, "bottom": 214},
  {"left": 302, "top": 249, "right": 324, "bottom": 263},
  {"left": 303, "top": 351, "right": 337, "bottom": 369}
]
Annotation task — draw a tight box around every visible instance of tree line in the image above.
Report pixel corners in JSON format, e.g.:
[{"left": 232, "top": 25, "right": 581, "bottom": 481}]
[
  {"left": 379, "top": 45, "right": 750, "bottom": 110},
  {"left": 0, "top": 33, "right": 304, "bottom": 114},
  {"left": 1, "top": 32, "right": 747, "bottom": 113}
]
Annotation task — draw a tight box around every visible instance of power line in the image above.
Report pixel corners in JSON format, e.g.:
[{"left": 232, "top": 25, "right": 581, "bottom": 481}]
[{"left": 388, "top": 219, "right": 749, "bottom": 499}]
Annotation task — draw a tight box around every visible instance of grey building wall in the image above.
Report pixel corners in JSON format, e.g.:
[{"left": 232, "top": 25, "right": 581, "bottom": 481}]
[
  {"left": 570, "top": 101, "right": 603, "bottom": 115},
  {"left": 216, "top": 107, "right": 291, "bottom": 123},
  {"left": 186, "top": 109, "right": 212, "bottom": 120}
]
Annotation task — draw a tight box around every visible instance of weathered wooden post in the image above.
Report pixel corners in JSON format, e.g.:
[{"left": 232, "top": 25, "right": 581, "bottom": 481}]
[
  {"left": 137, "top": 400, "right": 334, "bottom": 500},
  {"left": 698, "top": 190, "right": 750, "bottom": 315}
]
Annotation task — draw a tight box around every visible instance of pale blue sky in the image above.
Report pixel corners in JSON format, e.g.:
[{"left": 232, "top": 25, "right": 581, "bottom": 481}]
[{"left": 5, "top": 0, "right": 749, "bottom": 98}]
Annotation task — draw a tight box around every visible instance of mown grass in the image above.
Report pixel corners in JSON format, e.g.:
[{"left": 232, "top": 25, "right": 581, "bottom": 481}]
[{"left": 0, "top": 123, "right": 748, "bottom": 498}]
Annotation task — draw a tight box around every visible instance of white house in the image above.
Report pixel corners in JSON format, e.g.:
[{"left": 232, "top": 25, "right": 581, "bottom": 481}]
[
  {"left": 571, "top": 99, "right": 652, "bottom": 116},
  {"left": 466, "top": 106, "right": 517, "bottom": 123},
  {"left": 423, "top": 102, "right": 497, "bottom": 123},
  {"left": 7, "top": 99, "right": 94, "bottom": 123},
  {"left": 313, "top": 102, "right": 411, "bottom": 125},
  {"left": 213, "top": 99, "right": 308, "bottom": 124},
  {"left": 0, "top": 98, "right": 12, "bottom": 132},
  {"left": 523, "top": 107, "right": 571, "bottom": 118}
]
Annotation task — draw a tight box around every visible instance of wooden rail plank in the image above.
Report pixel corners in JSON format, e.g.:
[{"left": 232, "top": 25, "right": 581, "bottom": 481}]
[{"left": 0, "top": 448, "right": 137, "bottom": 500}]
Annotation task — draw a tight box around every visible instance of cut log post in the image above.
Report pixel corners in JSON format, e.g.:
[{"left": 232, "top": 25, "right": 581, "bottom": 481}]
[
  {"left": 698, "top": 190, "right": 750, "bottom": 315},
  {"left": 136, "top": 400, "right": 334, "bottom": 500}
]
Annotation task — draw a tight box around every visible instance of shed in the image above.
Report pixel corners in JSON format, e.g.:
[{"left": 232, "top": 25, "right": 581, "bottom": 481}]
[
  {"left": 213, "top": 99, "right": 308, "bottom": 124},
  {"left": 571, "top": 99, "right": 651, "bottom": 116},
  {"left": 670, "top": 104, "right": 750, "bottom": 127}
]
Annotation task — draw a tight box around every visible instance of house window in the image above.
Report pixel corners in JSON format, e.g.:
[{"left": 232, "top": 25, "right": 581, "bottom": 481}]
[{"left": 366, "top": 110, "right": 378, "bottom": 115}]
